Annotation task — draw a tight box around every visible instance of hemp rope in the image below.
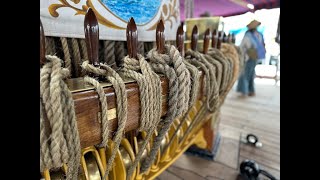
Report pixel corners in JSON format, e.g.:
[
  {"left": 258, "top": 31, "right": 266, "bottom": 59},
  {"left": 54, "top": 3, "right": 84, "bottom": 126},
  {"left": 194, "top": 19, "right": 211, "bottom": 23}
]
[
  {"left": 120, "top": 54, "right": 162, "bottom": 179},
  {"left": 208, "top": 48, "right": 233, "bottom": 98},
  {"left": 45, "top": 37, "right": 55, "bottom": 55},
  {"left": 139, "top": 45, "right": 197, "bottom": 172},
  {"left": 138, "top": 41, "right": 145, "bottom": 56},
  {"left": 81, "top": 61, "right": 128, "bottom": 179},
  {"left": 43, "top": 56, "right": 68, "bottom": 166},
  {"left": 60, "top": 37, "right": 72, "bottom": 72},
  {"left": 159, "top": 60, "right": 200, "bottom": 154},
  {"left": 220, "top": 43, "right": 240, "bottom": 102},
  {"left": 40, "top": 55, "right": 81, "bottom": 180},
  {"left": 185, "top": 49, "right": 219, "bottom": 112},
  {"left": 159, "top": 52, "right": 214, "bottom": 152},
  {"left": 83, "top": 76, "right": 109, "bottom": 147},
  {"left": 79, "top": 39, "right": 89, "bottom": 61},
  {"left": 198, "top": 54, "right": 220, "bottom": 111},
  {"left": 184, "top": 61, "right": 200, "bottom": 108},
  {"left": 40, "top": 100, "right": 52, "bottom": 170},
  {"left": 104, "top": 40, "right": 117, "bottom": 69},
  {"left": 141, "top": 45, "right": 182, "bottom": 172},
  {"left": 149, "top": 44, "right": 190, "bottom": 115},
  {"left": 161, "top": 62, "right": 200, "bottom": 158},
  {"left": 144, "top": 42, "right": 154, "bottom": 53},
  {"left": 98, "top": 41, "right": 104, "bottom": 63},
  {"left": 203, "top": 54, "right": 223, "bottom": 94},
  {"left": 168, "top": 45, "right": 191, "bottom": 115},
  {"left": 221, "top": 43, "right": 240, "bottom": 82},
  {"left": 115, "top": 41, "right": 126, "bottom": 67},
  {"left": 60, "top": 70, "right": 82, "bottom": 179},
  {"left": 71, "top": 38, "right": 83, "bottom": 77},
  {"left": 160, "top": 61, "right": 200, "bottom": 155},
  {"left": 233, "top": 45, "right": 245, "bottom": 75},
  {"left": 186, "top": 58, "right": 214, "bottom": 110}
]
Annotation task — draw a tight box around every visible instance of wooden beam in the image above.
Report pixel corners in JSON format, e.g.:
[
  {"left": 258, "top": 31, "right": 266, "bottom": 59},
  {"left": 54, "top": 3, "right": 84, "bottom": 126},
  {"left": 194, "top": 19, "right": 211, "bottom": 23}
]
[{"left": 66, "top": 72, "right": 204, "bottom": 148}]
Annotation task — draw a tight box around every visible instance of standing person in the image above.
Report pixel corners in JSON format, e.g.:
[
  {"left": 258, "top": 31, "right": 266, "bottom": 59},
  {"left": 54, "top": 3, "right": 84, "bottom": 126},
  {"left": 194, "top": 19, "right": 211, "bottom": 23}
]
[{"left": 236, "top": 20, "right": 266, "bottom": 97}]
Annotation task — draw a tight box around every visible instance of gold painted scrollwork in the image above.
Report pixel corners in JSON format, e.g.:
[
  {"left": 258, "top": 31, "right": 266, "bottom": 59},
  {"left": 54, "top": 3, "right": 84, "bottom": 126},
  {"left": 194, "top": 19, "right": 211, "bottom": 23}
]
[
  {"left": 48, "top": 0, "right": 125, "bottom": 30},
  {"left": 147, "top": 0, "right": 179, "bottom": 31},
  {"left": 48, "top": 0, "right": 178, "bottom": 31},
  {"left": 40, "top": 100, "right": 213, "bottom": 180}
]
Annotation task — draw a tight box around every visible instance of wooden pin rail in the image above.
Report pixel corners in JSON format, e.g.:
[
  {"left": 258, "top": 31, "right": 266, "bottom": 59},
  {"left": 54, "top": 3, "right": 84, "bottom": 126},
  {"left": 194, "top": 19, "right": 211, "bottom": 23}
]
[{"left": 66, "top": 72, "right": 205, "bottom": 148}]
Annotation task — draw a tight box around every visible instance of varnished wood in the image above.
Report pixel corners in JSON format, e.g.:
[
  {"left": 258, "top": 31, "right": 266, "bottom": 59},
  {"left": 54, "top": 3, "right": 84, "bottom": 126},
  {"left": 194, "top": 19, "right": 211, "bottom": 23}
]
[
  {"left": 68, "top": 72, "right": 204, "bottom": 148},
  {"left": 211, "top": 29, "right": 217, "bottom": 48},
  {"left": 217, "top": 31, "right": 222, "bottom": 49},
  {"left": 84, "top": 8, "right": 99, "bottom": 67},
  {"left": 156, "top": 19, "right": 165, "bottom": 54},
  {"left": 227, "top": 33, "right": 232, "bottom": 43},
  {"left": 232, "top": 34, "right": 236, "bottom": 44},
  {"left": 176, "top": 24, "right": 184, "bottom": 56},
  {"left": 201, "top": 120, "right": 214, "bottom": 151},
  {"left": 40, "top": 19, "right": 46, "bottom": 66},
  {"left": 191, "top": 25, "right": 198, "bottom": 51},
  {"left": 203, "top": 29, "right": 211, "bottom": 54},
  {"left": 127, "top": 17, "right": 138, "bottom": 59},
  {"left": 222, "top": 32, "right": 227, "bottom": 43}
]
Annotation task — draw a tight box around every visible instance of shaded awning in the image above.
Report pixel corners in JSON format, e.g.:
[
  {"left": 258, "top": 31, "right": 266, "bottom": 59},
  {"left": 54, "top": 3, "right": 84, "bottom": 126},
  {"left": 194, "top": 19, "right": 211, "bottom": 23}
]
[{"left": 180, "top": 0, "right": 280, "bottom": 21}]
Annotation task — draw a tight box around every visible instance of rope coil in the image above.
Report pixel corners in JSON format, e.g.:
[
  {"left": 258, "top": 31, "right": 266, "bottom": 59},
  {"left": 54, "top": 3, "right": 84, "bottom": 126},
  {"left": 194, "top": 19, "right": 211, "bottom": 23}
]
[
  {"left": 81, "top": 60, "right": 128, "bottom": 179},
  {"left": 40, "top": 55, "right": 81, "bottom": 180},
  {"left": 120, "top": 54, "right": 162, "bottom": 179},
  {"left": 185, "top": 49, "right": 220, "bottom": 112}
]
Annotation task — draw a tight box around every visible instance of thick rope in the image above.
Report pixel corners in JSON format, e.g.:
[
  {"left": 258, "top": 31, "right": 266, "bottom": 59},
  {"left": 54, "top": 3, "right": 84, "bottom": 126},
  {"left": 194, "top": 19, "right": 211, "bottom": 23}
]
[
  {"left": 203, "top": 54, "right": 222, "bottom": 93},
  {"left": 220, "top": 43, "right": 240, "bottom": 101},
  {"left": 144, "top": 42, "right": 154, "bottom": 53},
  {"left": 115, "top": 41, "right": 126, "bottom": 67},
  {"left": 184, "top": 61, "right": 200, "bottom": 108},
  {"left": 120, "top": 54, "right": 162, "bottom": 179},
  {"left": 40, "top": 100, "right": 52, "bottom": 171},
  {"left": 185, "top": 50, "right": 219, "bottom": 112},
  {"left": 99, "top": 63, "right": 128, "bottom": 179},
  {"left": 168, "top": 45, "right": 191, "bottom": 115},
  {"left": 40, "top": 55, "right": 81, "bottom": 179},
  {"left": 49, "top": 56, "right": 69, "bottom": 165},
  {"left": 60, "top": 73, "right": 81, "bottom": 179},
  {"left": 60, "top": 37, "right": 72, "bottom": 72},
  {"left": 83, "top": 76, "right": 109, "bottom": 147},
  {"left": 207, "top": 49, "right": 231, "bottom": 96},
  {"left": 147, "top": 45, "right": 191, "bottom": 115},
  {"left": 138, "top": 41, "right": 145, "bottom": 56},
  {"left": 235, "top": 45, "right": 245, "bottom": 75},
  {"left": 208, "top": 48, "right": 233, "bottom": 94},
  {"left": 221, "top": 43, "right": 240, "bottom": 83},
  {"left": 141, "top": 46, "right": 181, "bottom": 171},
  {"left": 71, "top": 38, "right": 82, "bottom": 77},
  {"left": 104, "top": 41, "right": 117, "bottom": 69},
  {"left": 79, "top": 39, "right": 89, "bottom": 61},
  {"left": 81, "top": 61, "right": 128, "bottom": 179},
  {"left": 45, "top": 37, "right": 55, "bottom": 55}
]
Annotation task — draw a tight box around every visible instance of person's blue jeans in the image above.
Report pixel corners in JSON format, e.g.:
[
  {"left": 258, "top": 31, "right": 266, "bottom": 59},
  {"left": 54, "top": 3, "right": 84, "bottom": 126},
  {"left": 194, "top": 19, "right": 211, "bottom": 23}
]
[{"left": 236, "top": 59, "right": 257, "bottom": 95}]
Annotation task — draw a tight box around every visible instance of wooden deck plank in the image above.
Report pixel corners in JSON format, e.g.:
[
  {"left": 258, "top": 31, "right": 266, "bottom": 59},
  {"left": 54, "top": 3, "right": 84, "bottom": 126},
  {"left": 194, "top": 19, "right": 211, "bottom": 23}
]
[{"left": 158, "top": 82, "right": 280, "bottom": 180}]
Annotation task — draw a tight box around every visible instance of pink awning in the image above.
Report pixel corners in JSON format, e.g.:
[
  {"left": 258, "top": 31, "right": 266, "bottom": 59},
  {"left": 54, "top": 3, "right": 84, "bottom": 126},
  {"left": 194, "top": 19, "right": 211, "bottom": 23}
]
[{"left": 180, "top": 0, "right": 280, "bottom": 21}]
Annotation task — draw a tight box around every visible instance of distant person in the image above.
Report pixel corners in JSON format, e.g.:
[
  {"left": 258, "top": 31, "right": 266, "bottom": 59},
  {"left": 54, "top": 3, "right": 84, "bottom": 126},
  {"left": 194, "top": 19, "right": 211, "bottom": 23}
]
[{"left": 236, "top": 20, "right": 266, "bottom": 97}]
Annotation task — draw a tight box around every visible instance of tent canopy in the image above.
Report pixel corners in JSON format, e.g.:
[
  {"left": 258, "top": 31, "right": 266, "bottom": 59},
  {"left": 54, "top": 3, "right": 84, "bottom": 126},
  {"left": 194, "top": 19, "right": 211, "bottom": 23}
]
[{"left": 180, "top": 0, "right": 280, "bottom": 21}]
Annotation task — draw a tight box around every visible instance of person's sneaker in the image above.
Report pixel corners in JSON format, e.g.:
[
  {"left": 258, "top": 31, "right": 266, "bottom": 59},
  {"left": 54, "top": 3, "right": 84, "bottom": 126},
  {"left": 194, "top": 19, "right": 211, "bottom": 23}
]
[{"left": 248, "top": 92, "right": 256, "bottom": 97}]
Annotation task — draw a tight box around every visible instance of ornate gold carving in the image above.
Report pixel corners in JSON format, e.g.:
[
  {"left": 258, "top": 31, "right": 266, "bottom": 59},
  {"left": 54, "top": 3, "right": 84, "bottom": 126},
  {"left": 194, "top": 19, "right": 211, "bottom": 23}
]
[
  {"left": 48, "top": 0, "right": 125, "bottom": 30},
  {"left": 48, "top": 0, "right": 178, "bottom": 31},
  {"left": 147, "top": 0, "right": 179, "bottom": 31},
  {"left": 193, "top": 128, "right": 207, "bottom": 149},
  {"left": 41, "top": 100, "right": 214, "bottom": 180}
]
